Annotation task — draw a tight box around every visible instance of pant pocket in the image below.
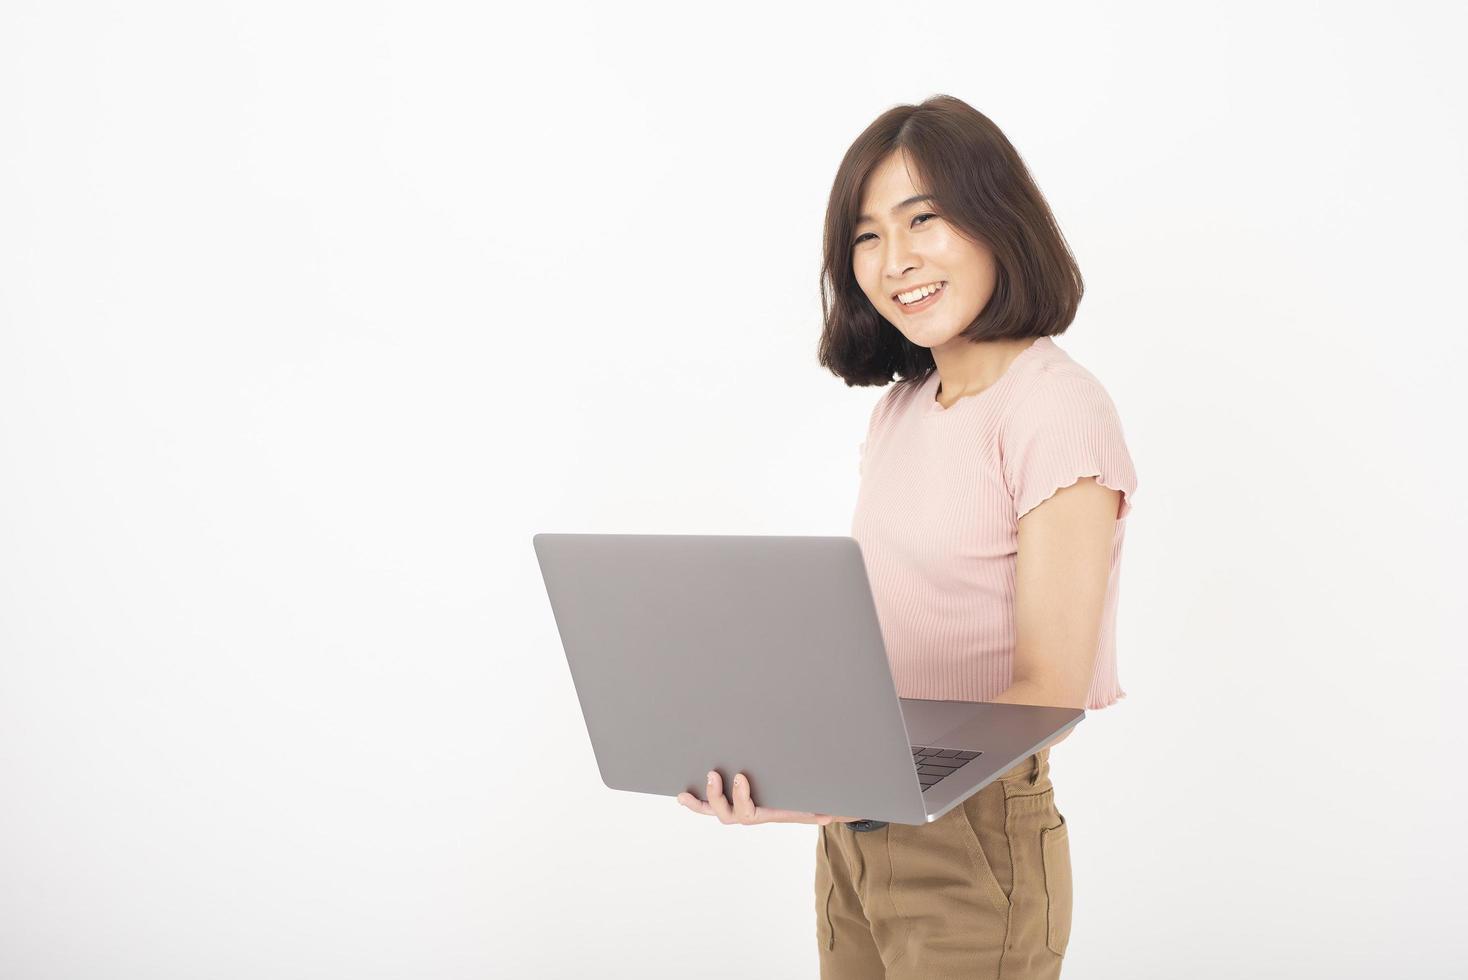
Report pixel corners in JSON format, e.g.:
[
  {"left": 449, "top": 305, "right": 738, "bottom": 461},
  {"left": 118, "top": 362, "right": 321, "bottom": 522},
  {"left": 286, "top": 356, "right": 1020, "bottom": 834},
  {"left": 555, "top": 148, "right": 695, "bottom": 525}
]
[
  {"left": 953, "top": 793, "right": 1012, "bottom": 916},
  {"left": 1040, "top": 812, "right": 1073, "bottom": 957},
  {"left": 814, "top": 825, "right": 835, "bottom": 950}
]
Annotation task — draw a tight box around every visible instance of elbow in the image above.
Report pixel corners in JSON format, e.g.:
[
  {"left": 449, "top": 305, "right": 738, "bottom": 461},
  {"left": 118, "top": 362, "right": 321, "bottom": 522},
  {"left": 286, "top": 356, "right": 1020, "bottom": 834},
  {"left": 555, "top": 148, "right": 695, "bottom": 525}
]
[{"left": 1013, "top": 671, "right": 1089, "bottom": 710}]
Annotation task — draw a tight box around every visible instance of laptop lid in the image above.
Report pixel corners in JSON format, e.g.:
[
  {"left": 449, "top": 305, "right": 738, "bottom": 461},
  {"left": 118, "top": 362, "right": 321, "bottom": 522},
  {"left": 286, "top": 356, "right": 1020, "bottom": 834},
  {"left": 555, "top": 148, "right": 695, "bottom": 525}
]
[{"left": 532, "top": 532, "right": 933, "bottom": 824}]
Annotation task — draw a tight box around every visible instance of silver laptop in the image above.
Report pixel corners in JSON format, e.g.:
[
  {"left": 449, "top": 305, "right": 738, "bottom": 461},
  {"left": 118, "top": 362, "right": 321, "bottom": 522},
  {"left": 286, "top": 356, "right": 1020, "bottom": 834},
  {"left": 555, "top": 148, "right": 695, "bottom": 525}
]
[{"left": 531, "top": 533, "right": 1083, "bottom": 825}]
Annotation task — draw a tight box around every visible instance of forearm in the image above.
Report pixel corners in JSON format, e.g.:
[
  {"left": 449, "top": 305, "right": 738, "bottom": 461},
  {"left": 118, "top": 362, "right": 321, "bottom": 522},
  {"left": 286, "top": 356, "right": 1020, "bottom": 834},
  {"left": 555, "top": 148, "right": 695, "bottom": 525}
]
[{"left": 989, "top": 678, "right": 1084, "bottom": 749}]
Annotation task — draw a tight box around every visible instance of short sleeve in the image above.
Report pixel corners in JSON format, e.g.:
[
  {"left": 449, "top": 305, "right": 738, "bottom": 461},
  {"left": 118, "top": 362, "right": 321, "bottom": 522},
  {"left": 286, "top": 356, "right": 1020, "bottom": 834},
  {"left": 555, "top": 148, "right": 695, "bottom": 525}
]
[{"left": 1003, "top": 371, "right": 1137, "bottom": 522}]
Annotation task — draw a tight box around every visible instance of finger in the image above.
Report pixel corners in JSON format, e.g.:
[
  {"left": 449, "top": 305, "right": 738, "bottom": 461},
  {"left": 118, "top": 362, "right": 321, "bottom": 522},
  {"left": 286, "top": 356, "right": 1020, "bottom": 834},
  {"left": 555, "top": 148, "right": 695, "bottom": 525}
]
[
  {"left": 677, "top": 791, "right": 713, "bottom": 816},
  {"left": 805, "top": 812, "right": 856, "bottom": 824},
  {"left": 732, "top": 772, "right": 756, "bottom": 823},
  {"left": 707, "top": 770, "right": 734, "bottom": 823}
]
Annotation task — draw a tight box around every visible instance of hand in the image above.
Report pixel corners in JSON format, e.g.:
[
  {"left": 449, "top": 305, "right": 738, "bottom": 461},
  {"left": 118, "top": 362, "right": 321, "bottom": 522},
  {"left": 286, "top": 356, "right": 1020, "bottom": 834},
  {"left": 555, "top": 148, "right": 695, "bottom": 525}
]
[{"left": 676, "top": 769, "right": 862, "bottom": 826}]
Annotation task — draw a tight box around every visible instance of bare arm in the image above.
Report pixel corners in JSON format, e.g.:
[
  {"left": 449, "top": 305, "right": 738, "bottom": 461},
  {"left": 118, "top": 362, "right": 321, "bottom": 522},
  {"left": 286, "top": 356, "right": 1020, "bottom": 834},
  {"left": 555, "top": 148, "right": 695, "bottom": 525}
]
[{"left": 990, "top": 476, "right": 1122, "bottom": 750}]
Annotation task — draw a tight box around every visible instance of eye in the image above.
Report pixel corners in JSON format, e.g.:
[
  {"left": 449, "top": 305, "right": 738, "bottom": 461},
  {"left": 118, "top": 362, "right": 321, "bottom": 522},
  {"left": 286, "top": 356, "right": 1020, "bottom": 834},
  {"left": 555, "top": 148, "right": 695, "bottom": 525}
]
[{"left": 851, "top": 213, "right": 939, "bottom": 247}]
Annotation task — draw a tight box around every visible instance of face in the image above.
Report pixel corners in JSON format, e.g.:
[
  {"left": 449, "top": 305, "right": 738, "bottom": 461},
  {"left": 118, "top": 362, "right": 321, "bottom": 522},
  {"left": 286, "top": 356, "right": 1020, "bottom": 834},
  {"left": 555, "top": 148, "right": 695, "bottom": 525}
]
[{"left": 850, "top": 151, "right": 999, "bottom": 352}]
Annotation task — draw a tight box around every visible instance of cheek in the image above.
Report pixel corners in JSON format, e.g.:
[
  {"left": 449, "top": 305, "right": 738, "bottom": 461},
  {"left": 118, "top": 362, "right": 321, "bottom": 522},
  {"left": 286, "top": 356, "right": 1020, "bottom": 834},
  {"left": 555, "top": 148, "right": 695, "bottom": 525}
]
[
  {"left": 932, "top": 235, "right": 972, "bottom": 266},
  {"left": 949, "top": 239, "right": 996, "bottom": 279},
  {"left": 852, "top": 258, "right": 881, "bottom": 301}
]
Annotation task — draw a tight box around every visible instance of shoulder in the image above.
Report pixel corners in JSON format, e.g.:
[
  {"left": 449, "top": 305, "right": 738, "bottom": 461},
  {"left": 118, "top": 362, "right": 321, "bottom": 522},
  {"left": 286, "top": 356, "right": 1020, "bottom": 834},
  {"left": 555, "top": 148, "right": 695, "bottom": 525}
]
[
  {"left": 866, "top": 371, "right": 932, "bottom": 428},
  {"left": 1004, "top": 360, "right": 1123, "bottom": 433}
]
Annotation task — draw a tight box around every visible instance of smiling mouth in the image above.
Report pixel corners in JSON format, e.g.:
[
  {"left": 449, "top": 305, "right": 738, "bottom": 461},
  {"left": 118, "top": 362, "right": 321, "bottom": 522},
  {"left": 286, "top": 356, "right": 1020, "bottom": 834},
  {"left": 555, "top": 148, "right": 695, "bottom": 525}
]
[{"left": 893, "top": 280, "right": 948, "bottom": 309}]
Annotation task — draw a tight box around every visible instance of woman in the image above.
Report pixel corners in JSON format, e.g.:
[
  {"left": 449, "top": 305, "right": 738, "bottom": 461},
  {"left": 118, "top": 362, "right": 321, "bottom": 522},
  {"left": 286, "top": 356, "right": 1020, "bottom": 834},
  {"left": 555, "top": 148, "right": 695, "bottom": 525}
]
[{"left": 677, "top": 95, "right": 1138, "bottom": 979}]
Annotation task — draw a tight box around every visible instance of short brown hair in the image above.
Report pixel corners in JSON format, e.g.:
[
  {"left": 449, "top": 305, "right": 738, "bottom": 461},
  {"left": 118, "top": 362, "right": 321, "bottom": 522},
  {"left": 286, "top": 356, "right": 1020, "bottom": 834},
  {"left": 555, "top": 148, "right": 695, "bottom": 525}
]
[{"left": 817, "top": 95, "right": 1085, "bottom": 389}]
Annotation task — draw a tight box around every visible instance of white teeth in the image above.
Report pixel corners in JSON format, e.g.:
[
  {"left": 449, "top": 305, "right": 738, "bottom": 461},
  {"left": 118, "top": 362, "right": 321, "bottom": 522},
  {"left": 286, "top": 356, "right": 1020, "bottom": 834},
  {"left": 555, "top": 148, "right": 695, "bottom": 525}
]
[{"left": 897, "top": 281, "right": 945, "bottom": 305}]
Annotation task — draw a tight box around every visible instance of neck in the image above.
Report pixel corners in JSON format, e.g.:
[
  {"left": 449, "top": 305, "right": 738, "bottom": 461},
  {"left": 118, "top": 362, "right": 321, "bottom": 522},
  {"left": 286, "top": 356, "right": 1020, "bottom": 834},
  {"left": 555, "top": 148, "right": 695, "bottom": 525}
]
[{"left": 931, "top": 337, "right": 1037, "bottom": 405}]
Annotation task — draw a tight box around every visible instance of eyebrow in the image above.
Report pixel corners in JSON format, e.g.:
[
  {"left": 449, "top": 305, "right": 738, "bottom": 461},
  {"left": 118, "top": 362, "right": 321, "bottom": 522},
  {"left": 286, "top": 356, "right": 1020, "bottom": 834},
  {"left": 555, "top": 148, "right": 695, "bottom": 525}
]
[{"left": 855, "top": 194, "right": 935, "bottom": 226}]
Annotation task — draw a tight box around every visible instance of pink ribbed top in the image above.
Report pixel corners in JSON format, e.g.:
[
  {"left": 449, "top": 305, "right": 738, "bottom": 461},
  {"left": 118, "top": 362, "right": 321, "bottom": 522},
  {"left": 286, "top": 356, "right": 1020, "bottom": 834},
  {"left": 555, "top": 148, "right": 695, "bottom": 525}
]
[{"left": 850, "top": 336, "right": 1138, "bottom": 710}]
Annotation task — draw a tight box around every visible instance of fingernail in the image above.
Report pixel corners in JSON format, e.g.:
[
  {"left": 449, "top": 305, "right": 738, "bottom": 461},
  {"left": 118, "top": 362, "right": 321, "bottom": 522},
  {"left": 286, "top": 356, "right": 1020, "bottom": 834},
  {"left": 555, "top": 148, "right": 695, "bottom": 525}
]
[{"left": 707, "top": 771, "right": 716, "bottom": 783}]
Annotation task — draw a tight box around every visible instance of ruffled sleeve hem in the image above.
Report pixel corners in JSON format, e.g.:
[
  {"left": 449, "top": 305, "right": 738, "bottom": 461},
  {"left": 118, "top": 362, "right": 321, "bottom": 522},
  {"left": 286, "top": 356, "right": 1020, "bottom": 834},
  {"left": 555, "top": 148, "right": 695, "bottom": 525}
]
[{"left": 1016, "top": 470, "right": 1135, "bottom": 522}]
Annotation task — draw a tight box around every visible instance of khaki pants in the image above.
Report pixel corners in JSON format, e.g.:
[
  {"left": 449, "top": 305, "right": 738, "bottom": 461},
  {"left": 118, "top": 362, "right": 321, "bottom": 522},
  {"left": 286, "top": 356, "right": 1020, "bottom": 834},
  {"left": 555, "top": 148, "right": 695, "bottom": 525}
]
[{"left": 814, "top": 747, "right": 1072, "bottom": 979}]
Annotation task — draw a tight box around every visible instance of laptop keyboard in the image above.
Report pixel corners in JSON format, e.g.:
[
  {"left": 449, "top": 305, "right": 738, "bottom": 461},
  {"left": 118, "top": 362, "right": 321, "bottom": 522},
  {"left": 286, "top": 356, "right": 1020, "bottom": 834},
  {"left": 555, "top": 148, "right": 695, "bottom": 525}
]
[{"left": 911, "top": 745, "right": 981, "bottom": 793}]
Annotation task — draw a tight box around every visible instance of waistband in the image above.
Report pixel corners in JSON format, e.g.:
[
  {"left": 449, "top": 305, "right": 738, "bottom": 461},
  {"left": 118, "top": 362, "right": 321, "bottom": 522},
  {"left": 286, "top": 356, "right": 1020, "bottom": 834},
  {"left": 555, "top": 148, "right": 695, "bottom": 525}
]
[{"left": 846, "top": 747, "right": 1051, "bottom": 832}]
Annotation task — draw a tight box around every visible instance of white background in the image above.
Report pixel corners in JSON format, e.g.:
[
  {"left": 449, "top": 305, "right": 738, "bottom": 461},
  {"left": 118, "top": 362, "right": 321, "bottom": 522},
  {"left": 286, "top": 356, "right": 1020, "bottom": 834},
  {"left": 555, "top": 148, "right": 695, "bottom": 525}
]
[{"left": 3, "top": 1, "right": 1465, "bottom": 977}]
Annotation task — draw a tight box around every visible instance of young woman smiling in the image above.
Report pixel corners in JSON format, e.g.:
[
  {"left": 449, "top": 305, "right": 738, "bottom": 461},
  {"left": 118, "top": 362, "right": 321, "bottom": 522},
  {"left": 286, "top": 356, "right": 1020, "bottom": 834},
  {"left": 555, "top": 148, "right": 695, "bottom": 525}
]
[{"left": 677, "top": 95, "right": 1138, "bottom": 979}]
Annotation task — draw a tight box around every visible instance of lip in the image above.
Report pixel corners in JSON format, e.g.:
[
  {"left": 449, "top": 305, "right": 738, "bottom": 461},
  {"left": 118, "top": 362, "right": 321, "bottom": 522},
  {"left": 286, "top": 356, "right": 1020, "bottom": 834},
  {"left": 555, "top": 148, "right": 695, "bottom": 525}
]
[{"left": 893, "top": 280, "right": 948, "bottom": 314}]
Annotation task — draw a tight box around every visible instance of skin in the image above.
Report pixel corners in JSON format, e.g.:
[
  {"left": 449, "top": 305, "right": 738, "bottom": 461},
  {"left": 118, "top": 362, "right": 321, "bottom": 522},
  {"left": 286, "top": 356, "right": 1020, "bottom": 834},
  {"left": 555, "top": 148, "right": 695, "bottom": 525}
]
[{"left": 677, "top": 149, "right": 1119, "bottom": 827}]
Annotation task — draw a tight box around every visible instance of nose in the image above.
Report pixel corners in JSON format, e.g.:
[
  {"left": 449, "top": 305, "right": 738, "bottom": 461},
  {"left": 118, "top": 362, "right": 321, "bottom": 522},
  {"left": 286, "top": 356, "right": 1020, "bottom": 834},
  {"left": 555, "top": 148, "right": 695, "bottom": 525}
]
[{"left": 883, "top": 242, "right": 920, "bottom": 287}]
